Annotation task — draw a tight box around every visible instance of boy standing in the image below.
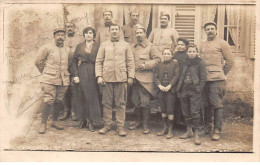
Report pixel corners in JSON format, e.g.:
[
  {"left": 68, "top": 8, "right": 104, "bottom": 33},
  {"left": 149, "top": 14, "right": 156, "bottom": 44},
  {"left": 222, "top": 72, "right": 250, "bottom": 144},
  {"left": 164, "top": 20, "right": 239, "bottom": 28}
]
[
  {"left": 176, "top": 44, "right": 207, "bottom": 145},
  {"left": 154, "top": 48, "right": 180, "bottom": 139}
]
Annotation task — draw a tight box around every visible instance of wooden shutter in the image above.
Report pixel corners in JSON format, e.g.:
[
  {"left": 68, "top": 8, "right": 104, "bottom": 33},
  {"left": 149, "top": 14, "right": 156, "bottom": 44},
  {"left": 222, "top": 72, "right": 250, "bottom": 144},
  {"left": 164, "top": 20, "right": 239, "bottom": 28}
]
[{"left": 174, "top": 5, "right": 196, "bottom": 44}]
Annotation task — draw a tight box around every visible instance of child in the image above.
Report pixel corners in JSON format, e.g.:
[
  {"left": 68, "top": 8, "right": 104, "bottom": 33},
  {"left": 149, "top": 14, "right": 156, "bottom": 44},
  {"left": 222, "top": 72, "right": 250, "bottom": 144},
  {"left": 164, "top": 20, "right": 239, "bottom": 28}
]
[
  {"left": 173, "top": 38, "right": 189, "bottom": 127},
  {"left": 176, "top": 44, "right": 206, "bottom": 145},
  {"left": 154, "top": 48, "right": 180, "bottom": 139}
]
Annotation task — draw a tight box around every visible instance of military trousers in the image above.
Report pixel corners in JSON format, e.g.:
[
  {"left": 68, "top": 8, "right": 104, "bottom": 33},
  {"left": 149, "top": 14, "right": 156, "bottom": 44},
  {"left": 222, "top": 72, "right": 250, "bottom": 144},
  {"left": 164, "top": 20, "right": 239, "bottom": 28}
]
[
  {"left": 102, "top": 82, "right": 127, "bottom": 127},
  {"left": 131, "top": 81, "right": 152, "bottom": 109},
  {"left": 203, "top": 80, "right": 226, "bottom": 131}
]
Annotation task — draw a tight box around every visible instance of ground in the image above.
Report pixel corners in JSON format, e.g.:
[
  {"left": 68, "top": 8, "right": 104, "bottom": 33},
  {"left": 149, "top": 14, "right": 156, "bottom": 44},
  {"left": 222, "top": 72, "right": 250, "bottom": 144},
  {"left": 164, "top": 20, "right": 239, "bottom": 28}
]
[{"left": 7, "top": 114, "right": 253, "bottom": 152}]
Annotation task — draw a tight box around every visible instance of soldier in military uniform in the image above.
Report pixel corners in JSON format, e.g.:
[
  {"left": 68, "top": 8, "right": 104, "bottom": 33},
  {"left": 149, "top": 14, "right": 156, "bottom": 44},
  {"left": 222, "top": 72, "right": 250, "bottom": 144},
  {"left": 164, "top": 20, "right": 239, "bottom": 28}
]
[
  {"left": 148, "top": 12, "right": 179, "bottom": 61},
  {"left": 59, "top": 22, "right": 84, "bottom": 121},
  {"left": 95, "top": 23, "right": 135, "bottom": 137},
  {"left": 122, "top": 9, "right": 141, "bottom": 109},
  {"left": 128, "top": 24, "right": 161, "bottom": 134},
  {"left": 200, "top": 22, "right": 234, "bottom": 141},
  {"left": 96, "top": 10, "right": 124, "bottom": 44},
  {"left": 35, "top": 28, "right": 71, "bottom": 134}
]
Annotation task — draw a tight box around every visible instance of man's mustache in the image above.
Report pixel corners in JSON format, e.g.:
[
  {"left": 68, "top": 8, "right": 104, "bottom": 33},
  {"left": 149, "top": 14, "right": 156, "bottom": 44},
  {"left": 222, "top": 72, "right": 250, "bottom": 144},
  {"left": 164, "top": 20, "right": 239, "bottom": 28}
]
[{"left": 58, "top": 38, "right": 64, "bottom": 41}]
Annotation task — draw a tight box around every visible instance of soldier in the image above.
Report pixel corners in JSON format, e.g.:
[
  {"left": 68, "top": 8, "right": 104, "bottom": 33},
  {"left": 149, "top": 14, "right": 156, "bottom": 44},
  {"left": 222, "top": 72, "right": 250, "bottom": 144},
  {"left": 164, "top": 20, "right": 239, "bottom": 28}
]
[
  {"left": 35, "top": 28, "right": 70, "bottom": 134},
  {"left": 95, "top": 23, "right": 135, "bottom": 137},
  {"left": 96, "top": 10, "right": 124, "bottom": 44},
  {"left": 128, "top": 24, "right": 161, "bottom": 134},
  {"left": 59, "top": 22, "right": 83, "bottom": 121},
  {"left": 122, "top": 9, "right": 140, "bottom": 44},
  {"left": 148, "top": 12, "right": 179, "bottom": 61},
  {"left": 200, "top": 22, "right": 234, "bottom": 141},
  {"left": 122, "top": 9, "right": 140, "bottom": 109}
]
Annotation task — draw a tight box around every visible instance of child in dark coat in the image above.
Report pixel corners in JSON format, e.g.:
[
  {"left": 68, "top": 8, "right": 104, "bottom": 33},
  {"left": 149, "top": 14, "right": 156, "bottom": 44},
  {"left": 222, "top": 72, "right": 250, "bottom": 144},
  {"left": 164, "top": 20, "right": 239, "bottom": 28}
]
[
  {"left": 154, "top": 48, "right": 180, "bottom": 139},
  {"left": 176, "top": 44, "right": 207, "bottom": 145}
]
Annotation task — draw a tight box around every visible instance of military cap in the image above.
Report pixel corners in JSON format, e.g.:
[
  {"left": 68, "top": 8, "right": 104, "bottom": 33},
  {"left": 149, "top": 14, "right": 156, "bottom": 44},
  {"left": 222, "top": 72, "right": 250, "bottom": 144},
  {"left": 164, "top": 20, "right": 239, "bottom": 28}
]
[
  {"left": 53, "top": 28, "right": 66, "bottom": 35},
  {"left": 203, "top": 22, "right": 217, "bottom": 29}
]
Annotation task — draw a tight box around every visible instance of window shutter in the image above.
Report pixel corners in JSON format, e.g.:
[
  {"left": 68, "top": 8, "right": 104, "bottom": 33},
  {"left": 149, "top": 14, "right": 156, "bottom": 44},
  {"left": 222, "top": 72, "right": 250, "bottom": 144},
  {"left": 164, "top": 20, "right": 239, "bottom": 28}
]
[{"left": 175, "top": 5, "right": 196, "bottom": 44}]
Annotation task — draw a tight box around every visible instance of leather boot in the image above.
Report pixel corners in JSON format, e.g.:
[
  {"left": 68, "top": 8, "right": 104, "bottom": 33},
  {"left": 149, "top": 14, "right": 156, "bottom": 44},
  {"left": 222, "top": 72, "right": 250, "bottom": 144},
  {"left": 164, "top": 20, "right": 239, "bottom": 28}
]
[
  {"left": 79, "top": 120, "right": 87, "bottom": 129},
  {"left": 194, "top": 129, "right": 201, "bottom": 145},
  {"left": 51, "top": 102, "right": 64, "bottom": 130},
  {"left": 87, "top": 119, "right": 94, "bottom": 132},
  {"left": 71, "top": 111, "right": 78, "bottom": 121},
  {"left": 59, "top": 103, "right": 70, "bottom": 121},
  {"left": 128, "top": 108, "right": 142, "bottom": 130},
  {"left": 117, "top": 126, "right": 127, "bottom": 137},
  {"left": 98, "top": 126, "right": 111, "bottom": 134},
  {"left": 166, "top": 119, "right": 174, "bottom": 139},
  {"left": 142, "top": 108, "right": 150, "bottom": 134},
  {"left": 157, "top": 117, "right": 168, "bottom": 136},
  {"left": 39, "top": 103, "right": 51, "bottom": 134},
  {"left": 180, "top": 119, "right": 193, "bottom": 139},
  {"left": 212, "top": 128, "right": 221, "bottom": 141}
]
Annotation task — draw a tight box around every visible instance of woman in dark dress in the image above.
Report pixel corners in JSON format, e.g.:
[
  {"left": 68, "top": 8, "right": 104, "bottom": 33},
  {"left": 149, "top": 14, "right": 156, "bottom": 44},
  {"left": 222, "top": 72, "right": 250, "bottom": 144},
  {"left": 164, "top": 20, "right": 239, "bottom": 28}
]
[{"left": 71, "top": 27, "right": 102, "bottom": 131}]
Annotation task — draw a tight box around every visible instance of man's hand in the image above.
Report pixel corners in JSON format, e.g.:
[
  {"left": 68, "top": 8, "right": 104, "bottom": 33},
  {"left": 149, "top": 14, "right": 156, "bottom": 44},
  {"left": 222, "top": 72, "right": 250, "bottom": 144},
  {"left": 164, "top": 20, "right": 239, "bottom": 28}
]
[
  {"left": 138, "top": 63, "right": 146, "bottom": 71},
  {"left": 158, "top": 85, "right": 166, "bottom": 92},
  {"left": 73, "top": 77, "right": 80, "bottom": 83},
  {"left": 164, "top": 84, "right": 172, "bottom": 92},
  {"left": 127, "top": 78, "right": 134, "bottom": 86},
  {"left": 97, "top": 77, "right": 106, "bottom": 85}
]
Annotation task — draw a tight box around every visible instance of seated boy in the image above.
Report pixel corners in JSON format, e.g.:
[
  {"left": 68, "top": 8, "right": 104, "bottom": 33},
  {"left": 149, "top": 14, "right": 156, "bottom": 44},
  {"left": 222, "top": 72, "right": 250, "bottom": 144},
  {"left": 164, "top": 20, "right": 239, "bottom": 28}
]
[
  {"left": 154, "top": 48, "right": 180, "bottom": 139},
  {"left": 176, "top": 44, "right": 206, "bottom": 145}
]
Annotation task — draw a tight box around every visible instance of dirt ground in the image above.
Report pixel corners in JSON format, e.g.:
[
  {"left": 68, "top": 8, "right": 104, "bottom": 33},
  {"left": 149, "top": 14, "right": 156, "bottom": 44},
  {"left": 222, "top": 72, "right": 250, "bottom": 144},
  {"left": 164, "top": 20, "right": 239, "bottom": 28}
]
[{"left": 7, "top": 113, "right": 253, "bottom": 152}]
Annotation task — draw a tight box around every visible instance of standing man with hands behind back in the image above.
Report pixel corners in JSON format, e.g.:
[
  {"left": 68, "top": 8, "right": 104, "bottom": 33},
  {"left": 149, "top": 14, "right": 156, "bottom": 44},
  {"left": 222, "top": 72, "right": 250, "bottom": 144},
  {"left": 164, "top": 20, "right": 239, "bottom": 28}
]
[
  {"left": 200, "top": 22, "right": 234, "bottom": 141},
  {"left": 35, "top": 28, "right": 70, "bottom": 134},
  {"left": 95, "top": 23, "right": 135, "bottom": 137}
]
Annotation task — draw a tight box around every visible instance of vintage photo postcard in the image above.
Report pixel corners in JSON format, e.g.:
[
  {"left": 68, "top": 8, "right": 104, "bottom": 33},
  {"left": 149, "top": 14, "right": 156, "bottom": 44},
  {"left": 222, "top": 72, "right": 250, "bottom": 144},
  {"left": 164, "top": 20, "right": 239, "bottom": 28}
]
[{"left": 0, "top": 0, "right": 259, "bottom": 162}]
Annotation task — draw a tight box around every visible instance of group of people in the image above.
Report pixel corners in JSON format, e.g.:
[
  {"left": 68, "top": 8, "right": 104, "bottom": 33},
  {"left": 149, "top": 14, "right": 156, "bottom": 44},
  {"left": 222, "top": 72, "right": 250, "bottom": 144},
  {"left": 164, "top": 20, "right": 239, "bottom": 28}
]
[{"left": 35, "top": 9, "right": 233, "bottom": 145}]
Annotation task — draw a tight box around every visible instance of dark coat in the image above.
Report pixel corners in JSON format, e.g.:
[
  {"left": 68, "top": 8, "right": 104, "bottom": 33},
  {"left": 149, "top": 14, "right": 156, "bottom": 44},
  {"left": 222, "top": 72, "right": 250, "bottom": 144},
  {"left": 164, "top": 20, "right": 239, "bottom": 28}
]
[
  {"left": 154, "top": 60, "right": 180, "bottom": 93},
  {"left": 176, "top": 56, "right": 207, "bottom": 94}
]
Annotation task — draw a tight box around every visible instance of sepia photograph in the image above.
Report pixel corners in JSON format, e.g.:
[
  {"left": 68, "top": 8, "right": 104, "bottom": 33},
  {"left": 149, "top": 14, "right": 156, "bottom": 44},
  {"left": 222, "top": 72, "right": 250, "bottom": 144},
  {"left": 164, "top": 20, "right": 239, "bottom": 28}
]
[{"left": 0, "top": 0, "right": 259, "bottom": 162}]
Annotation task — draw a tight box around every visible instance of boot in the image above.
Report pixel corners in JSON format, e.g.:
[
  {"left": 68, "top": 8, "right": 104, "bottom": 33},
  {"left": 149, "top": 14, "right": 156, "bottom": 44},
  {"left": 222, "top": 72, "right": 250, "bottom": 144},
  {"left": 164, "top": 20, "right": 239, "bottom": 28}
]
[
  {"left": 212, "top": 128, "right": 221, "bottom": 141},
  {"left": 166, "top": 119, "right": 174, "bottom": 139},
  {"left": 59, "top": 103, "right": 70, "bottom": 121},
  {"left": 142, "top": 108, "right": 150, "bottom": 134},
  {"left": 193, "top": 118, "right": 201, "bottom": 144},
  {"left": 78, "top": 120, "right": 87, "bottom": 129},
  {"left": 180, "top": 119, "right": 193, "bottom": 139},
  {"left": 157, "top": 117, "right": 168, "bottom": 136},
  {"left": 88, "top": 119, "right": 95, "bottom": 132},
  {"left": 117, "top": 126, "right": 127, "bottom": 137},
  {"left": 39, "top": 102, "right": 51, "bottom": 134},
  {"left": 194, "top": 129, "right": 201, "bottom": 145},
  {"left": 128, "top": 108, "right": 142, "bottom": 130},
  {"left": 71, "top": 111, "right": 78, "bottom": 121},
  {"left": 51, "top": 121, "right": 64, "bottom": 130},
  {"left": 51, "top": 102, "right": 64, "bottom": 130},
  {"left": 98, "top": 126, "right": 111, "bottom": 134}
]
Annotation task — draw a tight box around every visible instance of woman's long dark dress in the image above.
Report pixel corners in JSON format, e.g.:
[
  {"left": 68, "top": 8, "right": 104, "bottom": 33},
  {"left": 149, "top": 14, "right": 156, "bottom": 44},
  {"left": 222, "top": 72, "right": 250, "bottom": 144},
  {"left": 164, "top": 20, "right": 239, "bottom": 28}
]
[{"left": 71, "top": 41, "right": 102, "bottom": 121}]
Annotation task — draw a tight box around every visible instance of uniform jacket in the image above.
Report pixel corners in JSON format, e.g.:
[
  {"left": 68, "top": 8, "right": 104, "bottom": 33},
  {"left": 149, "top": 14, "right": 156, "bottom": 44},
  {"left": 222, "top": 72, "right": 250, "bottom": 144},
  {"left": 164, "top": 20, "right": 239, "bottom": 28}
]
[
  {"left": 200, "top": 37, "right": 234, "bottom": 81},
  {"left": 35, "top": 41, "right": 71, "bottom": 86},
  {"left": 95, "top": 24, "right": 124, "bottom": 45},
  {"left": 65, "top": 35, "right": 84, "bottom": 74},
  {"left": 131, "top": 39, "right": 161, "bottom": 97},
  {"left": 176, "top": 56, "right": 207, "bottom": 94},
  {"left": 95, "top": 40, "right": 135, "bottom": 82},
  {"left": 148, "top": 27, "right": 179, "bottom": 53},
  {"left": 122, "top": 23, "right": 137, "bottom": 44},
  {"left": 154, "top": 60, "right": 180, "bottom": 93}
]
